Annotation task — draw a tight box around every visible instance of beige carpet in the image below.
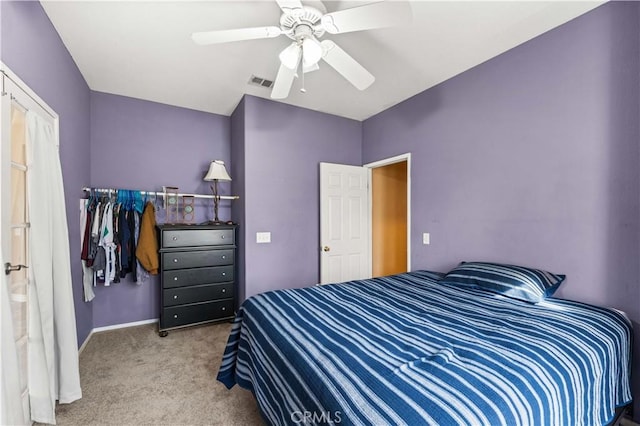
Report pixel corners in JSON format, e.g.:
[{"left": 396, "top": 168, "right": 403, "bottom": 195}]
[{"left": 48, "top": 322, "right": 264, "bottom": 426}]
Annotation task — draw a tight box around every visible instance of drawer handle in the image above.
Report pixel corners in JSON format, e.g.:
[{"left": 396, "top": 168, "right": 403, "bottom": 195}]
[
  {"left": 222, "top": 272, "right": 226, "bottom": 276},
  {"left": 173, "top": 314, "right": 178, "bottom": 319},
  {"left": 221, "top": 307, "right": 226, "bottom": 311},
  {"left": 221, "top": 255, "right": 226, "bottom": 260},
  {"left": 173, "top": 295, "right": 178, "bottom": 299},
  {"left": 173, "top": 277, "right": 178, "bottom": 281},
  {"left": 173, "top": 258, "right": 178, "bottom": 263},
  {"left": 172, "top": 236, "right": 178, "bottom": 241},
  {"left": 222, "top": 288, "right": 226, "bottom": 293},
  {"left": 221, "top": 235, "right": 225, "bottom": 239}
]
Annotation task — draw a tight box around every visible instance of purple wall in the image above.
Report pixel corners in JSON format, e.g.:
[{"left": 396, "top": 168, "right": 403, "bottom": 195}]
[
  {"left": 89, "top": 92, "right": 230, "bottom": 327},
  {"left": 241, "top": 96, "right": 362, "bottom": 299},
  {"left": 1, "top": 1, "right": 93, "bottom": 347},
  {"left": 230, "top": 97, "right": 246, "bottom": 302},
  {"left": 363, "top": 1, "right": 640, "bottom": 417}
]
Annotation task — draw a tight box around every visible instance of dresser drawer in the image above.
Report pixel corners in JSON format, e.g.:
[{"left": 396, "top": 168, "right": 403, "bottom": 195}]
[
  {"left": 163, "top": 282, "right": 234, "bottom": 307},
  {"left": 162, "top": 299, "right": 234, "bottom": 328},
  {"left": 163, "top": 265, "right": 234, "bottom": 288},
  {"left": 162, "top": 229, "right": 234, "bottom": 248},
  {"left": 162, "top": 249, "right": 234, "bottom": 270}
]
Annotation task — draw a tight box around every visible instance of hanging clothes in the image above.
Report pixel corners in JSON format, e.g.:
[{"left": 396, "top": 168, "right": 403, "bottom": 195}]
[
  {"left": 91, "top": 200, "right": 107, "bottom": 285},
  {"left": 112, "top": 202, "right": 121, "bottom": 284},
  {"left": 135, "top": 210, "right": 150, "bottom": 284},
  {"left": 136, "top": 201, "right": 159, "bottom": 274},
  {"left": 98, "top": 201, "right": 116, "bottom": 286},
  {"left": 79, "top": 199, "right": 95, "bottom": 302},
  {"left": 119, "top": 206, "right": 131, "bottom": 277},
  {"left": 133, "top": 191, "right": 144, "bottom": 214},
  {"left": 82, "top": 190, "right": 150, "bottom": 292},
  {"left": 88, "top": 200, "right": 102, "bottom": 268}
]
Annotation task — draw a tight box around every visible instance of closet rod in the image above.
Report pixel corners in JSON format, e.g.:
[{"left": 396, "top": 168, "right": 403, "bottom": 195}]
[{"left": 82, "top": 187, "right": 239, "bottom": 201}]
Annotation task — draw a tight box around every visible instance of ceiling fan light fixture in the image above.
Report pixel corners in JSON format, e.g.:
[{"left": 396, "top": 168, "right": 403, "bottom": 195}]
[
  {"left": 279, "top": 43, "right": 301, "bottom": 70},
  {"left": 302, "top": 37, "right": 322, "bottom": 67},
  {"left": 193, "top": 0, "right": 412, "bottom": 100},
  {"left": 303, "top": 62, "right": 319, "bottom": 74}
]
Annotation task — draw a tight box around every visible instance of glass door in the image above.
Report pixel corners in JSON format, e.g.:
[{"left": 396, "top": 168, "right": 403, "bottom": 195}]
[
  {"left": 2, "top": 88, "right": 31, "bottom": 423},
  {"left": 2, "top": 65, "right": 61, "bottom": 424}
]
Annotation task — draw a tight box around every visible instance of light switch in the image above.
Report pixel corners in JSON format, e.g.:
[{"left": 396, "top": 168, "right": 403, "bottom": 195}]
[
  {"left": 256, "top": 232, "right": 271, "bottom": 244},
  {"left": 423, "top": 233, "right": 430, "bottom": 245}
]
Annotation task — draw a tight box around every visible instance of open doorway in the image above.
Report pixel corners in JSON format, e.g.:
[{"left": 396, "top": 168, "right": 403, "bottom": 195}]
[
  {"left": 365, "top": 154, "right": 410, "bottom": 278},
  {"left": 319, "top": 154, "right": 410, "bottom": 284}
]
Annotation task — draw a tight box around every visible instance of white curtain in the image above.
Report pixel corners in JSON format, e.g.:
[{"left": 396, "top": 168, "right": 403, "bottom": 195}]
[
  {"left": 26, "top": 111, "right": 81, "bottom": 424},
  {"left": 1, "top": 246, "right": 26, "bottom": 425}
]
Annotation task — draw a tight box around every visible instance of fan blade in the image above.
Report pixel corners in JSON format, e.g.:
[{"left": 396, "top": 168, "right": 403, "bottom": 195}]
[
  {"left": 321, "top": 40, "right": 374, "bottom": 90},
  {"left": 271, "top": 64, "right": 297, "bottom": 99},
  {"left": 321, "top": 1, "right": 411, "bottom": 35},
  {"left": 276, "top": 0, "right": 303, "bottom": 13},
  {"left": 192, "top": 26, "right": 282, "bottom": 45}
]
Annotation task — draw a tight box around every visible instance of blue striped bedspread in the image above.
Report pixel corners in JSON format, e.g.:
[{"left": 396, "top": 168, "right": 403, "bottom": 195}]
[{"left": 217, "top": 271, "right": 632, "bottom": 426}]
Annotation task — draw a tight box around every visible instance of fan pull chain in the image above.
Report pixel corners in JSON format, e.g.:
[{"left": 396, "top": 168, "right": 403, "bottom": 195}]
[{"left": 300, "top": 42, "right": 306, "bottom": 93}]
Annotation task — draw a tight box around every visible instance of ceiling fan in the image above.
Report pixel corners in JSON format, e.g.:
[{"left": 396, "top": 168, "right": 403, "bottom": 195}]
[{"left": 192, "top": 0, "right": 412, "bottom": 99}]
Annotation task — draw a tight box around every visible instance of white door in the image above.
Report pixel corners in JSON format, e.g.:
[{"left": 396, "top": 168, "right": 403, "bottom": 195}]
[
  {"left": 320, "top": 162, "right": 370, "bottom": 284},
  {"left": 1, "top": 74, "right": 33, "bottom": 423}
]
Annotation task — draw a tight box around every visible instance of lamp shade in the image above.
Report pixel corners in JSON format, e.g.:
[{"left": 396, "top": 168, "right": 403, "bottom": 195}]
[
  {"left": 204, "top": 160, "right": 232, "bottom": 181},
  {"left": 279, "top": 42, "right": 301, "bottom": 70},
  {"left": 302, "top": 37, "right": 322, "bottom": 67}
]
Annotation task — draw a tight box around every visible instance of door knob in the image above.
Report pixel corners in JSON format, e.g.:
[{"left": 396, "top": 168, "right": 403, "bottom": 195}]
[
  {"left": 5, "top": 263, "right": 27, "bottom": 275},
  {"left": 323, "top": 246, "right": 330, "bottom": 252}
]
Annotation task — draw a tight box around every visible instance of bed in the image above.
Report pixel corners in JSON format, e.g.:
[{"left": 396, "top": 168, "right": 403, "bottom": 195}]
[{"left": 217, "top": 270, "right": 632, "bottom": 425}]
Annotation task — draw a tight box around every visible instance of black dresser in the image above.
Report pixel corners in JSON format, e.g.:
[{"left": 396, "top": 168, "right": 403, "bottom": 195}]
[{"left": 157, "top": 224, "right": 237, "bottom": 336}]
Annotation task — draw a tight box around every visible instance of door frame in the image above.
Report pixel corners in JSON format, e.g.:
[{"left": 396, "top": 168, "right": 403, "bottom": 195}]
[{"left": 364, "top": 153, "right": 411, "bottom": 274}]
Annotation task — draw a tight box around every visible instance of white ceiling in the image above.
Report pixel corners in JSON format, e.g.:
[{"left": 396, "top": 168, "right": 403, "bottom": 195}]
[{"left": 41, "top": 0, "right": 604, "bottom": 121}]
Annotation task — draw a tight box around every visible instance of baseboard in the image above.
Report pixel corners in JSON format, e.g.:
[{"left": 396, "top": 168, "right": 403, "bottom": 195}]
[
  {"left": 92, "top": 318, "right": 158, "bottom": 333},
  {"left": 78, "top": 330, "right": 94, "bottom": 355},
  {"left": 78, "top": 318, "right": 159, "bottom": 354}
]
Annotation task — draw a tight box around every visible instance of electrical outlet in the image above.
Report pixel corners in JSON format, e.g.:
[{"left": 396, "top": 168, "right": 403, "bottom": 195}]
[
  {"left": 256, "top": 232, "right": 271, "bottom": 244},
  {"left": 423, "top": 233, "right": 430, "bottom": 245}
]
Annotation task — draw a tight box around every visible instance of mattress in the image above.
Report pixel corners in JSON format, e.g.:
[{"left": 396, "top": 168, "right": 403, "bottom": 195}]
[{"left": 217, "top": 270, "right": 632, "bottom": 426}]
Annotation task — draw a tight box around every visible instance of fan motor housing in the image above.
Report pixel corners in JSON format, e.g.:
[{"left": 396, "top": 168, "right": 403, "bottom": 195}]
[{"left": 280, "top": 5, "right": 325, "bottom": 40}]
